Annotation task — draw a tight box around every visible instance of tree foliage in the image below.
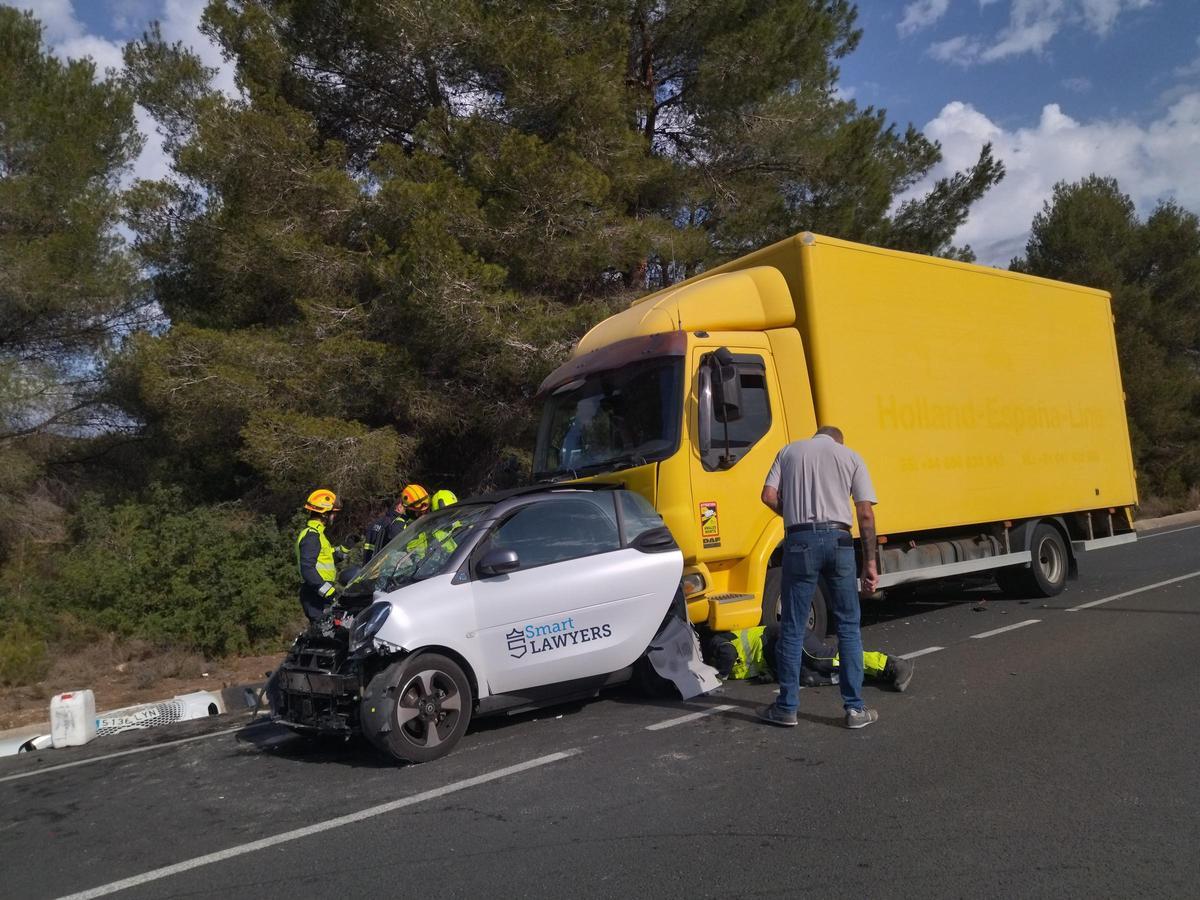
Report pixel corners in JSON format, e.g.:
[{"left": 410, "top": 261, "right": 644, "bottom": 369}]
[
  {"left": 0, "top": 8, "right": 144, "bottom": 450},
  {"left": 1012, "top": 176, "right": 1200, "bottom": 502}
]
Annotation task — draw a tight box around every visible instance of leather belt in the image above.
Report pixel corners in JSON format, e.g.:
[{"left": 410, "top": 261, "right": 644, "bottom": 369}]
[{"left": 787, "top": 522, "right": 851, "bottom": 533}]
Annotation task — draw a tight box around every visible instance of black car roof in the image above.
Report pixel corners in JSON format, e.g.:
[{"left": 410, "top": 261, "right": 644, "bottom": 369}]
[{"left": 456, "top": 481, "right": 624, "bottom": 508}]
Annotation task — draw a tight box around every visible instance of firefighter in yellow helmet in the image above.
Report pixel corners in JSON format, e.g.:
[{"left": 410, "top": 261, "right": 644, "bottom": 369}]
[
  {"left": 362, "top": 483, "right": 431, "bottom": 563},
  {"left": 296, "top": 488, "right": 344, "bottom": 621}
]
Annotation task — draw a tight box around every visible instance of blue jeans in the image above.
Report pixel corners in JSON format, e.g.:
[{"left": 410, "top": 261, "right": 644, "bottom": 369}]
[{"left": 775, "top": 529, "right": 865, "bottom": 713}]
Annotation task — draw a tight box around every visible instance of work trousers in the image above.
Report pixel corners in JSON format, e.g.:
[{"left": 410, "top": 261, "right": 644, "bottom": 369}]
[{"left": 776, "top": 529, "right": 865, "bottom": 713}]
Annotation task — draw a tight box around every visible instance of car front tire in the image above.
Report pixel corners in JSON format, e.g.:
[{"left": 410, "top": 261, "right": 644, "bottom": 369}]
[{"left": 361, "top": 653, "right": 473, "bottom": 764}]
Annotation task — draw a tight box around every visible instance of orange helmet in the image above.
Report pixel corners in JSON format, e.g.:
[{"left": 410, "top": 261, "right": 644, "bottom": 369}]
[
  {"left": 304, "top": 488, "right": 341, "bottom": 514},
  {"left": 400, "top": 483, "right": 430, "bottom": 511}
]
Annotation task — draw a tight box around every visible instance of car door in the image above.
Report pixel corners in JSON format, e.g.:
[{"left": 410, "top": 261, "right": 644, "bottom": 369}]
[{"left": 471, "top": 492, "right": 682, "bottom": 695}]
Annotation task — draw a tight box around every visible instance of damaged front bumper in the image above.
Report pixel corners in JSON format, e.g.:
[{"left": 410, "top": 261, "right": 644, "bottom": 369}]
[{"left": 274, "top": 627, "right": 364, "bottom": 736}]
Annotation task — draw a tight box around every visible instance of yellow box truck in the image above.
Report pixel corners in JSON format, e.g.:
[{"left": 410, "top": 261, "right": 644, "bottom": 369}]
[{"left": 533, "top": 233, "right": 1138, "bottom": 634}]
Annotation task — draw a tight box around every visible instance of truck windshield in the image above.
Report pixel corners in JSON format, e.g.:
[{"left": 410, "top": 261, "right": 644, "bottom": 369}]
[
  {"left": 533, "top": 357, "right": 683, "bottom": 480},
  {"left": 353, "top": 504, "right": 490, "bottom": 593}
]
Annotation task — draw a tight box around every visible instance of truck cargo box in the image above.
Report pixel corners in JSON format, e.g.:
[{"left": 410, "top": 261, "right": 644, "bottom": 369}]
[{"left": 701, "top": 233, "right": 1138, "bottom": 536}]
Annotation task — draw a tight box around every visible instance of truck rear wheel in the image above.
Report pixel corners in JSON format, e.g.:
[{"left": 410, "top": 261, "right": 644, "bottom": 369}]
[
  {"left": 361, "top": 653, "right": 472, "bottom": 764},
  {"left": 762, "top": 567, "right": 829, "bottom": 636},
  {"left": 996, "top": 522, "right": 1068, "bottom": 598}
]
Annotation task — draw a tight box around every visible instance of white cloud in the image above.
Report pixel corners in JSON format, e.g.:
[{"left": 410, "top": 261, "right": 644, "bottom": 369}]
[
  {"left": 928, "top": 35, "right": 985, "bottom": 66},
  {"left": 927, "top": 0, "right": 1155, "bottom": 66},
  {"left": 898, "top": 0, "right": 953, "bottom": 37},
  {"left": 906, "top": 94, "right": 1200, "bottom": 265}
]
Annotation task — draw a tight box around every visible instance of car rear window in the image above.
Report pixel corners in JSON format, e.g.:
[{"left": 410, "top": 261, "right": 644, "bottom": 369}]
[{"left": 617, "top": 491, "right": 665, "bottom": 544}]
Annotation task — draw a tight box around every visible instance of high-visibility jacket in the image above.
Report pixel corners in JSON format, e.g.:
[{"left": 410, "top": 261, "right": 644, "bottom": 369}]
[
  {"left": 730, "top": 625, "right": 770, "bottom": 680},
  {"left": 296, "top": 518, "right": 337, "bottom": 602}
]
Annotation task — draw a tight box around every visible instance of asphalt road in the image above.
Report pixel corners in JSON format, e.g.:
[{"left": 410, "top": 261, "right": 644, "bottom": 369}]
[{"left": 3, "top": 523, "right": 1199, "bottom": 899}]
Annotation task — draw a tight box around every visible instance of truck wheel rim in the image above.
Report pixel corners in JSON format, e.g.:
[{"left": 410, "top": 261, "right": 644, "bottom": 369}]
[
  {"left": 396, "top": 669, "right": 461, "bottom": 748},
  {"left": 1036, "top": 535, "right": 1064, "bottom": 585}
]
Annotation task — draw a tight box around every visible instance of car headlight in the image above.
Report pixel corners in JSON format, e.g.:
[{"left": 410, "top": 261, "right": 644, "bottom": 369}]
[{"left": 350, "top": 601, "right": 391, "bottom": 652}]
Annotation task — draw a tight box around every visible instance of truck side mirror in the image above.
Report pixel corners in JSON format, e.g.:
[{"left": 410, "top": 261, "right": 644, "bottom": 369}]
[{"left": 710, "top": 348, "right": 743, "bottom": 424}]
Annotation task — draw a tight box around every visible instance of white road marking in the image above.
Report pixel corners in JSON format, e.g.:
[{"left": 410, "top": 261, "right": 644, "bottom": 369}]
[
  {"left": 56, "top": 749, "right": 581, "bottom": 900},
  {"left": 1066, "top": 569, "right": 1200, "bottom": 612},
  {"left": 0, "top": 723, "right": 271, "bottom": 786},
  {"left": 898, "top": 646, "right": 943, "bottom": 660},
  {"left": 970, "top": 619, "right": 1041, "bottom": 640},
  {"left": 1138, "top": 523, "right": 1200, "bottom": 540},
  {"left": 645, "top": 704, "right": 735, "bottom": 731}
]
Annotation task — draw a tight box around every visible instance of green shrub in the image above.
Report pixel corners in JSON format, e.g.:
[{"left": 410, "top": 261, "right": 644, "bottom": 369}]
[
  {"left": 46, "top": 485, "right": 302, "bottom": 657},
  {"left": 0, "top": 621, "right": 49, "bottom": 686}
]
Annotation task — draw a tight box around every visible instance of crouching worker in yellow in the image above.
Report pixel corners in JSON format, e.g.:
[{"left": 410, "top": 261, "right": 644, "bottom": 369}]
[
  {"left": 706, "top": 625, "right": 914, "bottom": 692},
  {"left": 296, "top": 488, "right": 345, "bottom": 621}
]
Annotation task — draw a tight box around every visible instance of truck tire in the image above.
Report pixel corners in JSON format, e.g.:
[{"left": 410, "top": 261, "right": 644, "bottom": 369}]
[
  {"left": 360, "top": 653, "right": 472, "bottom": 764},
  {"left": 996, "top": 522, "right": 1068, "bottom": 598},
  {"left": 761, "top": 567, "right": 829, "bottom": 636}
]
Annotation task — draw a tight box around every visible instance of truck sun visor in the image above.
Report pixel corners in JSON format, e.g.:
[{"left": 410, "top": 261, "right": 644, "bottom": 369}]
[{"left": 536, "top": 331, "right": 688, "bottom": 399}]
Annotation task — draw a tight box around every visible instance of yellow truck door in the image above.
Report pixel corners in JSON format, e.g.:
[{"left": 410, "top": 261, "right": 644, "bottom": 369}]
[{"left": 686, "top": 336, "right": 788, "bottom": 629}]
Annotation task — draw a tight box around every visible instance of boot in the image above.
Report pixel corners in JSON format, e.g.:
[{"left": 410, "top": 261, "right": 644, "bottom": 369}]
[{"left": 883, "top": 656, "right": 914, "bottom": 692}]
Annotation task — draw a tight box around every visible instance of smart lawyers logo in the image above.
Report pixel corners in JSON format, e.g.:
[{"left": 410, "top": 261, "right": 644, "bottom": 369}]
[{"left": 507, "top": 616, "right": 612, "bottom": 659}]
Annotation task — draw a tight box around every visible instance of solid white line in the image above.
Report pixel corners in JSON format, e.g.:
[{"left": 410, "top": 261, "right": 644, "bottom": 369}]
[
  {"left": 1139, "top": 523, "right": 1200, "bottom": 539},
  {"left": 1066, "top": 569, "right": 1200, "bottom": 612},
  {"left": 645, "top": 704, "right": 735, "bottom": 731},
  {"left": 0, "top": 723, "right": 270, "bottom": 786},
  {"left": 970, "top": 619, "right": 1041, "bottom": 640},
  {"left": 57, "top": 749, "right": 581, "bottom": 900},
  {"left": 898, "top": 646, "right": 943, "bottom": 660}
]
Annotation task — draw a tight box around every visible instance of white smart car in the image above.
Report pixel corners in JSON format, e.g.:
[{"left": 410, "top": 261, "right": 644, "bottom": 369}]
[{"left": 272, "top": 485, "right": 684, "bottom": 763}]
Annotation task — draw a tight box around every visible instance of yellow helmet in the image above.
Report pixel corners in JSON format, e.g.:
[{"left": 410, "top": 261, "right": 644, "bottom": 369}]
[
  {"left": 400, "top": 483, "right": 430, "bottom": 511},
  {"left": 430, "top": 489, "right": 458, "bottom": 511},
  {"left": 304, "top": 488, "right": 340, "bottom": 514}
]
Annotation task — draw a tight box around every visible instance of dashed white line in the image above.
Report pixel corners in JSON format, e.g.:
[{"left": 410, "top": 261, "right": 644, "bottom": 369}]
[
  {"left": 1066, "top": 569, "right": 1200, "bottom": 612},
  {"left": 898, "top": 646, "right": 943, "bottom": 660},
  {"left": 645, "top": 704, "right": 735, "bottom": 731},
  {"left": 56, "top": 749, "right": 582, "bottom": 900},
  {"left": 0, "top": 723, "right": 271, "bottom": 785},
  {"left": 970, "top": 619, "right": 1041, "bottom": 640}
]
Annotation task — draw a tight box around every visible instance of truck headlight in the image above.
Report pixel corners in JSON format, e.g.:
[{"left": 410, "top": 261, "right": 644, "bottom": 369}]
[
  {"left": 350, "top": 601, "right": 391, "bottom": 652},
  {"left": 682, "top": 572, "right": 707, "bottom": 597}
]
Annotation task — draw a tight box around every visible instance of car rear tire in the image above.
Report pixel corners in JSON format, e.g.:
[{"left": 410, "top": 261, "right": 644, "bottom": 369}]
[
  {"left": 996, "top": 522, "right": 1069, "bottom": 598},
  {"left": 762, "top": 567, "right": 829, "bottom": 636},
  {"left": 361, "top": 653, "right": 472, "bottom": 764}
]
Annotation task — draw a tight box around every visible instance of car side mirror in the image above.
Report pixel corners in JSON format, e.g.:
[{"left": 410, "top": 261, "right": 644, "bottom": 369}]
[{"left": 478, "top": 548, "right": 520, "bottom": 578}]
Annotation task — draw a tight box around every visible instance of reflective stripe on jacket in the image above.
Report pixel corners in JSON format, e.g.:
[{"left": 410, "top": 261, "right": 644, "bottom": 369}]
[{"left": 732, "top": 626, "right": 769, "bottom": 680}]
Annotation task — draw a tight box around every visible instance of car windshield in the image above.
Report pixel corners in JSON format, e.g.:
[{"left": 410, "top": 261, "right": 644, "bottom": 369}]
[
  {"left": 533, "top": 357, "right": 683, "bottom": 480},
  {"left": 354, "top": 503, "right": 491, "bottom": 593}
]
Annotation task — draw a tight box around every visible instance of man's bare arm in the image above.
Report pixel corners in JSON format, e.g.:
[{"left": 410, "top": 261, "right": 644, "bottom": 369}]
[
  {"left": 761, "top": 485, "right": 781, "bottom": 514},
  {"left": 856, "top": 500, "right": 878, "bottom": 593}
]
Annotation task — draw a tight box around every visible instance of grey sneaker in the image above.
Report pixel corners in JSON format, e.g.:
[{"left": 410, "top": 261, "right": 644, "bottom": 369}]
[
  {"left": 845, "top": 707, "right": 879, "bottom": 729},
  {"left": 757, "top": 703, "right": 798, "bottom": 727},
  {"left": 890, "top": 657, "right": 915, "bottom": 693}
]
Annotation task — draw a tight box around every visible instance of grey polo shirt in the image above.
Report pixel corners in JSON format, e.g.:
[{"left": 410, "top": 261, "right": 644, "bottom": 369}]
[{"left": 764, "top": 434, "right": 877, "bottom": 528}]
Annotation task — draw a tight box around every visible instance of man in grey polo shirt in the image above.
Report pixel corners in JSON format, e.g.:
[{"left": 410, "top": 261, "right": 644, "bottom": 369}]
[{"left": 758, "top": 425, "right": 881, "bottom": 729}]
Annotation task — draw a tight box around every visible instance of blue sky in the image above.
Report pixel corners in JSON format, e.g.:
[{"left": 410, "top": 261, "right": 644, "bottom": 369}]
[{"left": 16, "top": 0, "right": 1200, "bottom": 266}]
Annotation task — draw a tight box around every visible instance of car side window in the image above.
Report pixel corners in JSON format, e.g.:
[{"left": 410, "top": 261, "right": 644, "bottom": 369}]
[
  {"left": 617, "top": 491, "right": 665, "bottom": 544},
  {"left": 479, "top": 496, "right": 620, "bottom": 572},
  {"left": 701, "top": 356, "right": 771, "bottom": 471}
]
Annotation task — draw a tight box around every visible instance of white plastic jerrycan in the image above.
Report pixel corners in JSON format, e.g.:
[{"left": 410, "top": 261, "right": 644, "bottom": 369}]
[{"left": 50, "top": 690, "right": 98, "bottom": 748}]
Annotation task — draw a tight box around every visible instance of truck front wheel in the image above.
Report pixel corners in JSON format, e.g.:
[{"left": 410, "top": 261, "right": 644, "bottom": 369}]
[
  {"left": 361, "top": 653, "right": 473, "bottom": 764},
  {"left": 762, "top": 567, "right": 829, "bottom": 636},
  {"left": 996, "top": 522, "right": 1069, "bottom": 598}
]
